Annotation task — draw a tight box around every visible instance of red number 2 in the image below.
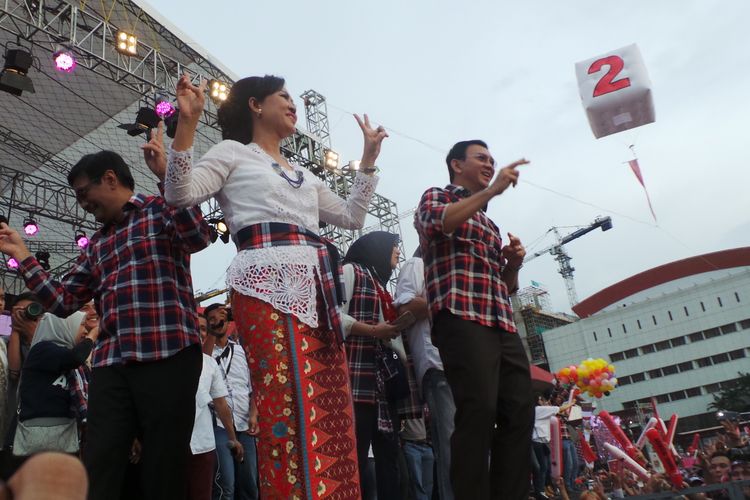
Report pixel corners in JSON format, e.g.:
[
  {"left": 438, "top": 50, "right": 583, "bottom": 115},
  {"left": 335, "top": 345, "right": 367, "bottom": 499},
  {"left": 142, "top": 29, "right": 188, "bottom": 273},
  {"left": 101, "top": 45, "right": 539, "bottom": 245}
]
[{"left": 588, "top": 55, "right": 631, "bottom": 97}]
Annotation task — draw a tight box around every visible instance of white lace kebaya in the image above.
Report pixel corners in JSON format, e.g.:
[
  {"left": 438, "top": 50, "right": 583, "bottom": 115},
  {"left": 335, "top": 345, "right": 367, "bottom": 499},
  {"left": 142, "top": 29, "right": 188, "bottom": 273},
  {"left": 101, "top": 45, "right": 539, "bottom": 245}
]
[{"left": 166, "top": 140, "right": 378, "bottom": 328}]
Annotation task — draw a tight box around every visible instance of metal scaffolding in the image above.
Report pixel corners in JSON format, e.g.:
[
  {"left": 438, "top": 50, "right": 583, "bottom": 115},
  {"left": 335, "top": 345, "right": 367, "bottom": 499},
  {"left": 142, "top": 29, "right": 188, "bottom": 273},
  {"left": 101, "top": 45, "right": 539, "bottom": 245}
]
[{"left": 0, "top": 0, "right": 403, "bottom": 293}]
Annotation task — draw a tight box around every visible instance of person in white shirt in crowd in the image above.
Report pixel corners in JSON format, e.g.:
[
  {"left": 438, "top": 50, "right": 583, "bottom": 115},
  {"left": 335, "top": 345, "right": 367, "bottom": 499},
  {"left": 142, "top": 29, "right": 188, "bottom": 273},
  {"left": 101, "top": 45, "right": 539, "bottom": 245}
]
[
  {"left": 203, "top": 303, "right": 258, "bottom": 500},
  {"left": 187, "top": 352, "right": 244, "bottom": 500},
  {"left": 393, "top": 251, "right": 456, "bottom": 500},
  {"left": 531, "top": 393, "right": 572, "bottom": 500}
]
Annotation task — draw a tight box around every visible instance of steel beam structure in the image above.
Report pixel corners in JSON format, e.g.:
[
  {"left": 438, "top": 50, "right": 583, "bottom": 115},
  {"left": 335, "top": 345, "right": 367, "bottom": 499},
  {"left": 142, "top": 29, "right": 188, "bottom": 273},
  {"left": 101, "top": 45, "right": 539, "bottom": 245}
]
[{"left": 0, "top": 0, "right": 404, "bottom": 291}]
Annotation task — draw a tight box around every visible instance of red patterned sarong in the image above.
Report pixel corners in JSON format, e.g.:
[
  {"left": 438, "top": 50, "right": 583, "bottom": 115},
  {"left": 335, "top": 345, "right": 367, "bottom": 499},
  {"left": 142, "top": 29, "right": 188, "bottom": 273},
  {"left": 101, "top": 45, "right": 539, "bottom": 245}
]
[{"left": 233, "top": 294, "right": 361, "bottom": 499}]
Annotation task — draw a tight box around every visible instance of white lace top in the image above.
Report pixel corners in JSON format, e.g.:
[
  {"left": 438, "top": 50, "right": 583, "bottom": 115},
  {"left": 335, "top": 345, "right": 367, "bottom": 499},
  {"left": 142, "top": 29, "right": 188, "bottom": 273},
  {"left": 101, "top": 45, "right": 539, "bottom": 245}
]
[{"left": 166, "top": 140, "right": 378, "bottom": 327}]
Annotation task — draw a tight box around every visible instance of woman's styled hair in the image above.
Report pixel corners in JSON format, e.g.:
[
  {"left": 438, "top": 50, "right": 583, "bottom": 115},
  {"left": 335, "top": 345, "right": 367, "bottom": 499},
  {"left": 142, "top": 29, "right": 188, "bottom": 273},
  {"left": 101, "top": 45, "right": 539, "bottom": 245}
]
[{"left": 217, "top": 75, "right": 286, "bottom": 144}]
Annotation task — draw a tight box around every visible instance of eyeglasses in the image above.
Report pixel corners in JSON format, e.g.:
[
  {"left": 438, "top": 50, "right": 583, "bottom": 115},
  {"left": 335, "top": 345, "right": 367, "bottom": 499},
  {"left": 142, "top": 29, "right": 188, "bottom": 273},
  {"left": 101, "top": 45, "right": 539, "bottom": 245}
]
[
  {"left": 467, "top": 153, "right": 495, "bottom": 167},
  {"left": 72, "top": 180, "right": 98, "bottom": 201}
]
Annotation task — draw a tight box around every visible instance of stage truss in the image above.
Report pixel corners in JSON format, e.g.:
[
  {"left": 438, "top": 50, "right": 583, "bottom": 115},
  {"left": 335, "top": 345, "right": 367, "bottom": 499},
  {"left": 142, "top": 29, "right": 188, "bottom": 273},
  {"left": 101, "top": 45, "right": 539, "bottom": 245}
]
[{"left": 0, "top": 0, "right": 403, "bottom": 294}]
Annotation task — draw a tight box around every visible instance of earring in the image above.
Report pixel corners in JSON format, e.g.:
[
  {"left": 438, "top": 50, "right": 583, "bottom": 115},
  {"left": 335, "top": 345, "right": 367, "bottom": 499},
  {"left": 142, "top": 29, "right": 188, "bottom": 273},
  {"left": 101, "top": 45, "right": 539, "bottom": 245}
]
[{"left": 257, "top": 109, "right": 262, "bottom": 118}]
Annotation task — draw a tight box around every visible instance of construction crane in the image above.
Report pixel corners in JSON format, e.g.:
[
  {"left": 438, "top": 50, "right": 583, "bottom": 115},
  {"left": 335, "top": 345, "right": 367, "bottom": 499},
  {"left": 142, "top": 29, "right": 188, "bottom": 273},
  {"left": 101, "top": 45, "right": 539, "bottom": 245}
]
[
  {"left": 194, "top": 288, "right": 229, "bottom": 304},
  {"left": 524, "top": 216, "right": 613, "bottom": 308}
]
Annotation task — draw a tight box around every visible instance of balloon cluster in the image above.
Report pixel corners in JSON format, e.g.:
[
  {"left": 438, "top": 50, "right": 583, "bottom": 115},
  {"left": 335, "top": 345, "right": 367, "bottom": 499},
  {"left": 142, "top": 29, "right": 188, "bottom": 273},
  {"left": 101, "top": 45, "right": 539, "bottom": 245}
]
[{"left": 556, "top": 358, "right": 617, "bottom": 398}]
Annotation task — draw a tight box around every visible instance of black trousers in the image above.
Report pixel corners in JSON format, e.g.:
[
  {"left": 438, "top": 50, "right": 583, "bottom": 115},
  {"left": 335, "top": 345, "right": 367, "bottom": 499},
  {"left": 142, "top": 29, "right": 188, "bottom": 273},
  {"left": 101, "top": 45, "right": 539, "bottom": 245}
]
[
  {"left": 433, "top": 311, "right": 534, "bottom": 500},
  {"left": 84, "top": 344, "right": 202, "bottom": 500},
  {"left": 354, "top": 402, "right": 403, "bottom": 500}
]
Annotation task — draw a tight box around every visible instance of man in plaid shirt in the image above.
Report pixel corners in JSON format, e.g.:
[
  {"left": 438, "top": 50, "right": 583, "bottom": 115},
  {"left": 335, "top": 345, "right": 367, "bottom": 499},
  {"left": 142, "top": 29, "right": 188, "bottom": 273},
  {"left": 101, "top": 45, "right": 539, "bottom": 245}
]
[
  {"left": 416, "top": 139, "right": 533, "bottom": 500},
  {"left": 0, "top": 128, "right": 210, "bottom": 500}
]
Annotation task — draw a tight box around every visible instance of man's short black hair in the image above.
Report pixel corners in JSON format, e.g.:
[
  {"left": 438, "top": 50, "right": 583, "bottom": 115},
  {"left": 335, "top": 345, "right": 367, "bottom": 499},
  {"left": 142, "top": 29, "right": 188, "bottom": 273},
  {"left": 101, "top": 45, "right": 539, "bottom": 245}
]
[
  {"left": 203, "top": 303, "right": 226, "bottom": 319},
  {"left": 11, "top": 292, "right": 41, "bottom": 307},
  {"left": 445, "top": 140, "right": 488, "bottom": 182},
  {"left": 68, "top": 150, "right": 136, "bottom": 191}
]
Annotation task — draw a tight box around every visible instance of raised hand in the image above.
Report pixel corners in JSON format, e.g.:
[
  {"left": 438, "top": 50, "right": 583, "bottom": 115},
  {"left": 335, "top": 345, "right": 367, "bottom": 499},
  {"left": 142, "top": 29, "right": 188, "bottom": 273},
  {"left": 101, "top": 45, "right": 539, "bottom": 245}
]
[
  {"left": 141, "top": 121, "right": 166, "bottom": 181},
  {"left": 0, "top": 222, "right": 31, "bottom": 262},
  {"left": 487, "top": 158, "right": 529, "bottom": 196},
  {"left": 175, "top": 74, "right": 207, "bottom": 125},
  {"left": 354, "top": 113, "right": 389, "bottom": 169},
  {"left": 501, "top": 232, "right": 526, "bottom": 269}
]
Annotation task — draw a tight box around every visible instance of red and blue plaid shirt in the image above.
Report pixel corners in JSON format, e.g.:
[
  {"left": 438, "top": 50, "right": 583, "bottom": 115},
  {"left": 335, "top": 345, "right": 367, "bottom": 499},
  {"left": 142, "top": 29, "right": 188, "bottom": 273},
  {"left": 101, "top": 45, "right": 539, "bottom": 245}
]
[
  {"left": 416, "top": 184, "right": 517, "bottom": 333},
  {"left": 343, "top": 263, "right": 422, "bottom": 430},
  {"left": 19, "top": 192, "right": 210, "bottom": 367}
]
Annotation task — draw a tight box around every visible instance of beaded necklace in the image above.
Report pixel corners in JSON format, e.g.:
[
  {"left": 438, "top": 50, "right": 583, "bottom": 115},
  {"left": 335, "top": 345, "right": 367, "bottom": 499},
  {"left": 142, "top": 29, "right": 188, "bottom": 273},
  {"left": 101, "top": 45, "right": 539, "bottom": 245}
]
[
  {"left": 249, "top": 143, "right": 304, "bottom": 189},
  {"left": 270, "top": 162, "right": 304, "bottom": 189}
]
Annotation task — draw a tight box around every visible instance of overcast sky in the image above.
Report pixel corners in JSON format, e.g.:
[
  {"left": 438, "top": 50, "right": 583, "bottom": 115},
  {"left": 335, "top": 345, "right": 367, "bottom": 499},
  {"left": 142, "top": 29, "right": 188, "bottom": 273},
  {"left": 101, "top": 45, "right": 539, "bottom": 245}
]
[{"left": 145, "top": 0, "right": 750, "bottom": 313}]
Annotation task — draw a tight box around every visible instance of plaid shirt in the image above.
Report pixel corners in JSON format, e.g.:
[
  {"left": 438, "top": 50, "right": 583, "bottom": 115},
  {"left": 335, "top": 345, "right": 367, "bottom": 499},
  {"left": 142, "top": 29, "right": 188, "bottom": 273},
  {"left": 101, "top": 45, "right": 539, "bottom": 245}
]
[
  {"left": 343, "top": 263, "right": 422, "bottom": 422},
  {"left": 344, "top": 263, "right": 381, "bottom": 405},
  {"left": 415, "top": 184, "right": 516, "bottom": 333},
  {"left": 19, "top": 192, "right": 210, "bottom": 367}
]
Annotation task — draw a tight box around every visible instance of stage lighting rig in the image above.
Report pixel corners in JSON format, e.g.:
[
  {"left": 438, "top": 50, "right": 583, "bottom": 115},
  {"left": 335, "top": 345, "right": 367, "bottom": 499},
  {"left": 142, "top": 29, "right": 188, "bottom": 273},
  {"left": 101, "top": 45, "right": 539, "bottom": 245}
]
[
  {"left": 208, "top": 218, "right": 231, "bottom": 244},
  {"left": 118, "top": 107, "right": 160, "bottom": 137},
  {"left": 53, "top": 46, "right": 76, "bottom": 73},
  {"left": 209, "top": 79, "right": 229, "bottom": 104},
  {"left": 23, "top": 215, "right": 39, "bottom": 236},
  {"left": 115, "top": 30, "right": 138, "bottom": 56},
  {"left": 75, "top": 229, "right": 89, "bottom": 249},
  {"left": 0, "top": 48, "right": 35, "bottom": 96},
  {"left": 324, "top": 150, "right": 339, "bottom": 171},
  {"left": 6, "top": 258, "right": 19, "bottom": 270},
  {"left": 154, "top": 92, "right": 175, "bottom": 118},
  {"left": 34, "top": 251, "right": 50, "bottom": 270}
]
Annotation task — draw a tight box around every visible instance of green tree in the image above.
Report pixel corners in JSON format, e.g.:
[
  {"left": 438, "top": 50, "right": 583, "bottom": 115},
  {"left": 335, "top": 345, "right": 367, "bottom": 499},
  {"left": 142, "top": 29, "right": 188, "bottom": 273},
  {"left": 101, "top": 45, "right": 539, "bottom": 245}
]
[{"left": 708, "top": 372, "right": 750, "bottom": 412}]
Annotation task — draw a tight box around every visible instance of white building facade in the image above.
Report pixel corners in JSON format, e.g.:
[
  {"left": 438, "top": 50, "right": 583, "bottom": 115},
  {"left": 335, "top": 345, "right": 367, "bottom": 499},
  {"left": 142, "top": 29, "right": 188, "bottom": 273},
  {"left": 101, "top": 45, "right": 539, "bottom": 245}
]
[{"left": 542, "top": 248, "right": 750, "bottom": 432}]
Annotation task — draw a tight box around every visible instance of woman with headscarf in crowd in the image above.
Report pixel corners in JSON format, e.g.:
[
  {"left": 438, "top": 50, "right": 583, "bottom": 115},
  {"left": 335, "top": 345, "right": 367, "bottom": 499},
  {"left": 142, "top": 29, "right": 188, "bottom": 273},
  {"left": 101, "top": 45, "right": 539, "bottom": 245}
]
[
  {"left": 163, "top": 74, "right": 388, "bottom": 499},
  {"left": 341, "top": 231, "right": 422, "bottom": 500},
  {"left": 13, "top": 311, "right": 98, "bottom": 459}
]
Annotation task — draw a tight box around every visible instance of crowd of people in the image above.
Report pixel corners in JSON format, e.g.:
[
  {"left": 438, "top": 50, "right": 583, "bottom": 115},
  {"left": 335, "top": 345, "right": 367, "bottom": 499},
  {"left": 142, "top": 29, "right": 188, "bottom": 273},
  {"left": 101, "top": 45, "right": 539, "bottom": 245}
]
[
  {"left": 528, "top": 384, "right": 750, "bottom": 500},
  {"left": 0, "top": 71, "right": 745, "bottom": 500}
]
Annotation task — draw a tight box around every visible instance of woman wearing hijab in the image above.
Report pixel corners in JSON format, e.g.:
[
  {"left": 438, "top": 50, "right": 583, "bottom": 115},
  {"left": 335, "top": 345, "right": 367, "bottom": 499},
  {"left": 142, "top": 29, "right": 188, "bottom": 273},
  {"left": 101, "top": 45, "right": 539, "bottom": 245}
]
[
  {"left": 341, "top": 231, "right": 421, "bottom": 500},
  {"left": 14, "top": 312, "right": 98, "bottom": 457},
  {"left": 164, "top": 74, "right": 388, "bottom": 499}
]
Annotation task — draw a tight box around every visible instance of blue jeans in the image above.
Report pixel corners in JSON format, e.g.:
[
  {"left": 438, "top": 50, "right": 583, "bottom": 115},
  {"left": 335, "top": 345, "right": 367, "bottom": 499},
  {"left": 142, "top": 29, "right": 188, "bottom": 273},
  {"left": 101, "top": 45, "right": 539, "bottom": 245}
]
[
  {"left": 422, "top": 368, "right": 456, "bottom": 500},
  {"left": 562, "top": 438, "right": 578, "bottom": 492},
  {"left": 532, "top": 442, "right": 550, "bottom": 495},
  {"left": 213, "top": 426, "right": 259, "bottom": 500},
  {"left": 402, "top": 441, "right": 434, "bottom": 500}
]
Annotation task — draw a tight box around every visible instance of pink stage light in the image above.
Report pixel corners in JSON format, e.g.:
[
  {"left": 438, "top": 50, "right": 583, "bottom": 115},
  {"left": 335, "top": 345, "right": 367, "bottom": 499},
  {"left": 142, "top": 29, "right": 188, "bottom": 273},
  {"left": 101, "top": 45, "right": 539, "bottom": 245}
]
[
  {"left": 53, "top": 50, "right": 76, "bottom": 73},
  {"left": 23, "top": 217, "right": 39, "bottom": 236},
  {"left": 7, "top": 258, "right": 19, "bottom": 269},
  {"left": 75, "top": 230, "right": 89, "bottom": 249},
  {"left": 155, "top": 99, "right": 175, "bottom": 118}
]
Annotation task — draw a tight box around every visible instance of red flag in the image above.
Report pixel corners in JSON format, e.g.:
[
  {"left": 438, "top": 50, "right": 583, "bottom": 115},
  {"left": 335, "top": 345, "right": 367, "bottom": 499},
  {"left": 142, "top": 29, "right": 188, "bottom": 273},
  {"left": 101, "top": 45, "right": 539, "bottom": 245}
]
[
  {"left": 628, "top": 158, "right": 657, "bottom": 222},
  {"left": 580, "top": 436, "right": 598, "bottom": 464},
  {"left": 687, "top": 433, "right": 701, "bottom": 454}
]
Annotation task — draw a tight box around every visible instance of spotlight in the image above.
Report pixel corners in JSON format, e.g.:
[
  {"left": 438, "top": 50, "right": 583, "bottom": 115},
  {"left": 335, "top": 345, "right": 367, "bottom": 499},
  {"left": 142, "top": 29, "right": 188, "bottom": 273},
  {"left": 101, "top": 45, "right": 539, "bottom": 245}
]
[
  {"left": 347, "top": 160, "right": 361, "bottom": 171},
  {"left": 53, "top": 47, "right": 76, "bottom": 73},
  {"left": 115, "top": 30, "right": 138, "bottom": 56},
  {"left": 34, "top": 251, "right": 50, "bottom": 270},
  {"left": 164, "top": 108, "right": 179, "bottom": 139},
  {"left": 209, "top": 80, "right": 229, "bottom": 104},
  {"left": 118, "top": 107, "right": 160, "bottom": 137},
  {"left": 75, "top": 229, "right": 89, "bottom": 249},
  {"left": 0, "top": 48, "right": 35, "bottom": 96},
  {"left": 23, "top": 215, "right": 39, "bottom": 236},
  {"left": 208, "top": 226, "right": 218, "bottom": 243},
  {"left": 211, "top": 218, "right": 231, "bottom": 244},
  {"left": 7, "top": 258, "right": 19, "bottom": 269},
  {"left": 324, "top": 150, "right": 339, "bottom": 171},
  {"left": 154, "top": 92, "right": 175, "bottom": 118}
]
